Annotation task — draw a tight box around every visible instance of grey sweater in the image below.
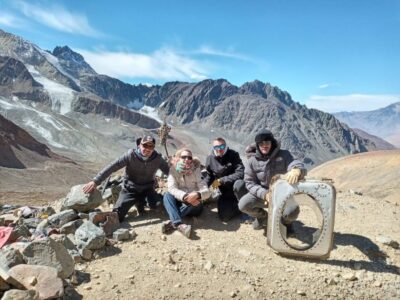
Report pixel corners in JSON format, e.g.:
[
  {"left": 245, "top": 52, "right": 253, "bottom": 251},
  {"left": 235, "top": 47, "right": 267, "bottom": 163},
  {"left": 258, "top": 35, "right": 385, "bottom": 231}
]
[{"left": 93, "top": 149, "right": 169, "bottom": 192}]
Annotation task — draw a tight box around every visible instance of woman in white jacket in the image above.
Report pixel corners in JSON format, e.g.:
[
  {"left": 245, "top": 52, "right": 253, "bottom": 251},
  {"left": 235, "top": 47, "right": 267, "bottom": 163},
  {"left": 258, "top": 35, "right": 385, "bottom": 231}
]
[{"left": 162, "top": 148, "right": 210, "bottom": 238}]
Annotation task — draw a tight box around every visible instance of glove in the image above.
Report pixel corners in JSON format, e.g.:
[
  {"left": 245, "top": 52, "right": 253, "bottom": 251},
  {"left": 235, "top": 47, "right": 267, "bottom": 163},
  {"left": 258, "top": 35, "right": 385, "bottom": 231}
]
[
  {"left": 264, "top": 192, "right": 271, "bottom": 206},
  {"left": 211, "top": 179, "right": 221, "bottom": 189},
  {"left": 286, "top": 168, "right": 302, "bottom": 184}
]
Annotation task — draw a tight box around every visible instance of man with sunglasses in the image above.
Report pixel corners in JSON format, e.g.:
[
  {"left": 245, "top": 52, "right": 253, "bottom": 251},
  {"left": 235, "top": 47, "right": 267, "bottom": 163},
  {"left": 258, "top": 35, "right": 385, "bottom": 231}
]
[
  {"left": 204, "top": 137, "right": 246, "bottom": 222},
  {"left": 239, "top": 129, "right": 305, "bottom": 230},
  {"left": 83, "top": 134, "right": 169, "bottom": 222}
]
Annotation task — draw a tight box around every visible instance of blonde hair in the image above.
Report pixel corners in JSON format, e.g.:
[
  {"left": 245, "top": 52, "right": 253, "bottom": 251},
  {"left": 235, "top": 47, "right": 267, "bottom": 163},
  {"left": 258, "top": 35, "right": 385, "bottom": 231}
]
[{"left": 172, "top": 148, "right": 193, "bottom": 166}]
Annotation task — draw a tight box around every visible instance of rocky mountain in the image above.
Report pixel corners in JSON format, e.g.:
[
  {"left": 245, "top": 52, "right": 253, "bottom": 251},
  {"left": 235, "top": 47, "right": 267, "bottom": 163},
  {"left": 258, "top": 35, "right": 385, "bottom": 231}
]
[
  {"left": 137, "top": 79, "right": 378, "bottom": 165},
  {"left": 334, "top": 102, "right": 400, "bottom": 148},
  {"left": 0, "top": 114, "right": 72, "bottom": 168},
  {"left": 0, "top": 29, "right": 383, "bottom": 166},
  {"left": 0, "top": 55, "right": 51, "bottom": 104}
]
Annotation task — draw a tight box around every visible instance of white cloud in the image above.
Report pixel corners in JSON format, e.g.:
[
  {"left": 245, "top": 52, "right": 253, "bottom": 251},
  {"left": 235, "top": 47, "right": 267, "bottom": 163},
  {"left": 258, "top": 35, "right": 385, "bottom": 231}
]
[
  {"left": 0, "top": 12, "right": 25, "bottom": 28},
  {"left": 305, "top": 94, "right": 400, "bottom": 113},
  {"left": 197, "top": 45, "right": 253, "bottom": 62},
  {"left": 318, "top": 83, "right": 337, "bottom": 89},
  {"left": 13, "top": 0, "right": 101, "bottom": 37},
  {"left": 76, "top": 48, "right": 209, "bottom": 81}
]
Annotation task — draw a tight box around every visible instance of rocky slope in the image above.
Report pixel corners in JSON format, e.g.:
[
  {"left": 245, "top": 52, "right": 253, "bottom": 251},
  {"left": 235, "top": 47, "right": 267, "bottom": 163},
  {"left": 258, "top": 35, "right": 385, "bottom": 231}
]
[
  {"left": 352, "top": 128, "right": 396, "bottom": 150},
  {"left": 0, "top": 114, "right": 72, "bottom": 168},
  {"left": 0, "top": 56, "right": 51, "bottom": 104}
]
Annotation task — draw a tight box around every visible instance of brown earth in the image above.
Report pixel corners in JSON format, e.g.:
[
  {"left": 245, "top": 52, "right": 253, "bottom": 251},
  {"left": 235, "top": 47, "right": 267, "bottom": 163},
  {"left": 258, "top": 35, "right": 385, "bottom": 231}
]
[
  {"left": 1, "top": 151, "right": 399, "bottom": 299},
  {"left": 68, "top": 150, "right": 399, "bottom": 300}
]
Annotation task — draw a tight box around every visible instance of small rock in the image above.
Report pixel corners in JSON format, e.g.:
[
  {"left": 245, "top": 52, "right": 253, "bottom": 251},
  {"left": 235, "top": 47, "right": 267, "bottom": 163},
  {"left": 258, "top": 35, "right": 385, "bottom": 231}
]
[
  {"left": 297, "top": 290, "right": 306, "bottom": 296},
  {"left": 376, "top": 235, "right": 399, "bottom": 249},
  {"left": 353, "top": 262, "right": 362, "bottom": 270},
  {"left": 326, "top": 278, "right": 337, "bottom": 285},
  {"left": 204, "top": 260, "right": 213, "bottom": 271},
  {"left": 373, "top": 281, "right": 382, "bottom": 287},
  {"left": 348, "top": 189, "right": 362, "bottom": 196},
  {"left": 343, "top": 273, "right": 357, "bottom": 281},
  {"left": 113, "top": 228, "right": 130, "bottom": 241},
  {"left": 230, "top": 291, "right": 237, "bottom": 297},
  {"left": 174, "top": 283, "right": 181, "bottom": 288},
  {"left": 161, "top": 235, "right": 167, "bottom": 241}
]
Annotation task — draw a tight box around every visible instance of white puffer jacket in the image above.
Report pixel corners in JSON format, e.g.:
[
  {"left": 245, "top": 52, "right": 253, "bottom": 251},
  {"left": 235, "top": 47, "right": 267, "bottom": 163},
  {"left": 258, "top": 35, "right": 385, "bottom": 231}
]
[{"left": 167, "top": 158, "right": 210, "bottom": 202}]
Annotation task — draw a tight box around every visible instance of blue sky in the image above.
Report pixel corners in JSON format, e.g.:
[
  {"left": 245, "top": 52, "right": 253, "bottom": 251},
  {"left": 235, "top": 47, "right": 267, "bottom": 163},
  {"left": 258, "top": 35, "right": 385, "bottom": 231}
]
[{"left": 0, "top": 0, "right": 399, "bottom": 112}]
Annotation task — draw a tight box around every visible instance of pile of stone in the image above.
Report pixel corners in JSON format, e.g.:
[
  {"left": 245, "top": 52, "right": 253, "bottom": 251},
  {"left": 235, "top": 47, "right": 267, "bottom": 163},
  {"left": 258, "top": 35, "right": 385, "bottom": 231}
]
[{"left": 0, "top": 184, "right": 134, "bottom": 299}]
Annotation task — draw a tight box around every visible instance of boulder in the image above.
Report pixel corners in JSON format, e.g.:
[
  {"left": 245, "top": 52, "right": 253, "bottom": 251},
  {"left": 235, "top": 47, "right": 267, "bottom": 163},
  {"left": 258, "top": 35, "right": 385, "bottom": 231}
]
[
  {"left": 0, "top": 247, "right": 24, "bottom": 269},
  {"left": 1, "top": 289, "right": 40, "bottom": 300},
  {"left": 89, "top": 212, "right": 119, "bottom": 236},
  {"left": 21, "top": 238, "right": 74, "bottom": 279},
  {"left": 60, "top": 219, "right": 83, "bottom": 235},
  {"left": 61, "top": 184, "right": 104, "bottom": 212},
  {"left": 75, "top": 221, "right": 106, "bottom": 251},
  {"left": 47, "top": 210, "right": 78, "bottom": 228},
  {"left": 8, "top": 264, "right": 63, "bottom": 299}
]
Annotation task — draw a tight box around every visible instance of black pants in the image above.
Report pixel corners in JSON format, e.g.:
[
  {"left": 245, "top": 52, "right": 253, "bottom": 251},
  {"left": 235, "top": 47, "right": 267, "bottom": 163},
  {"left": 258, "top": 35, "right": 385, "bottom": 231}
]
[
  {"left": 217, "top": 180, "right": 248, "bottom": 222},
  {"left": 113, "top": 188, "right": 161, "bottom": 222}
]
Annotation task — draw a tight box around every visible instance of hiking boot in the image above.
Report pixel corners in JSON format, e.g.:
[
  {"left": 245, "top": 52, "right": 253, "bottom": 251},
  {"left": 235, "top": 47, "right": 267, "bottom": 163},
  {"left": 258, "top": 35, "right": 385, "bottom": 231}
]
[
  {"left": 176, "top": 224, "right": 192, "bottom": 238},
  {"left": 252, "top": 217, "right": 267, "bottom": 230},
  {"left": 161, "top": 220, "right": 174, "bottom": 234},
  {"left": 240, "top": 213, "right": 255, "bottom": 224}
]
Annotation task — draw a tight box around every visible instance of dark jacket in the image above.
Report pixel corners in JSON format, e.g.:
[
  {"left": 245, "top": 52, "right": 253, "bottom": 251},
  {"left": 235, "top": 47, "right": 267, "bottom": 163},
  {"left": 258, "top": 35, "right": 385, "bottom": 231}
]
[
  {"left": 244, "top": 142, "right": 304, "bottom": 200},
  {"left": 93, "top": 149, "right": 169, "bottom": 192},
  {"left": 205, "top": 148, "right": 244, "bottom": 187}
]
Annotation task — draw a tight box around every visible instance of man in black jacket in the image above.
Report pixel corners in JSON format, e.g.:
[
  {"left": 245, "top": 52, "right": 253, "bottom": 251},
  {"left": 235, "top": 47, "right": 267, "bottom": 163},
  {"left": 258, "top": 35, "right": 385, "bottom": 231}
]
[
  {"left": 204, "top": 137, "right": 246, "bottom": 222},
  {"left": 83, "top": 134, "right": 169, "bottom": 222}
]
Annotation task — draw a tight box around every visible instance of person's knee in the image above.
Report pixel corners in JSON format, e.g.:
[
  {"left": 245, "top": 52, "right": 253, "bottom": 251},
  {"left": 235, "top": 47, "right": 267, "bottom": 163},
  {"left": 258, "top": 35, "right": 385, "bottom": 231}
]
[
  {"left": 233, "top": 179, "right": 248, "bottom": 200},
  {"left": 238, "top": 194, "right": 253, "bottom": 212},
  {"left": 163, "top": 192, "right": 175, "bottom": 204}
]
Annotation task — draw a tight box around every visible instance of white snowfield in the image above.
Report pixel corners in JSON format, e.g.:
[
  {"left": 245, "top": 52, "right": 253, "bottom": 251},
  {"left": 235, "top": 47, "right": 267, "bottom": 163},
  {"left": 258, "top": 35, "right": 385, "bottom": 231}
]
[
  {"left": 26, "top": 65, "right": 75, "bottom": 115},
  {"left": 0, "top": 97, "right": 72, "bottom": 148},
  {"left": 127, "top": 99, "right": 165, "bottom": 124}
]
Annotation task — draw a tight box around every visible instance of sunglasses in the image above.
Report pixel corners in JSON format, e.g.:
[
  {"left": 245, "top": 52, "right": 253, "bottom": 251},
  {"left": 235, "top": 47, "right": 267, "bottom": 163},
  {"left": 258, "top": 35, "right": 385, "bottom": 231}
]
[
  {"left": 142, "top": 143, "right": 155, "bottom": 149},
  {"left": 258, "top": 141, "right": 272, "bottom": 146},
  {"left": 180, "top": 155, "right": 193, "bottom": 160},
  {"left": 213, "top": 144, "right": 226, "bottom": 151}
]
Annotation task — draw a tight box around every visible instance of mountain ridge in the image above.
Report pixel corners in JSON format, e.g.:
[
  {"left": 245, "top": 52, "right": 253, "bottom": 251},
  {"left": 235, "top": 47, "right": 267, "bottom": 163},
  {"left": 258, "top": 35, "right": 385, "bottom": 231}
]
[{"left": 0, "top": 29, "right": 386, "bottom": 166}]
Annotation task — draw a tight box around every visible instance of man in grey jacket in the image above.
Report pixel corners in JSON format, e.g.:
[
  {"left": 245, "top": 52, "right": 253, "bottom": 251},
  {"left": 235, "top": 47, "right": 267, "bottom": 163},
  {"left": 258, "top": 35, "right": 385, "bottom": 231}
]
[
  {"left": 83, "top": 134, "right": 169, "bottom": 222},
  {"left": 238, "top": 129, "right": 305, "bottom": 230}
]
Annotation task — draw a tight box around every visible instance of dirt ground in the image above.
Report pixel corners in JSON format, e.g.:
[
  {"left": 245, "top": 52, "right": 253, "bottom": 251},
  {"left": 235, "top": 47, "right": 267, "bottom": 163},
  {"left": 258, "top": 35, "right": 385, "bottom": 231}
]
[
  {"left": 68, "top": 190, "right": 400, "bottom": 300},
  {"left": 1, "top": 151, "right": 400, "bottom": 299}
]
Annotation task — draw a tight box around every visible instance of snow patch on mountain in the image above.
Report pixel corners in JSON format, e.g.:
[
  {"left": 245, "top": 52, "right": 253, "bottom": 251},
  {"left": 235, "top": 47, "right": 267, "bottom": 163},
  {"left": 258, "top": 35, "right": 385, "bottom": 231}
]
[
  {"left": 138, "top": 105, "right": 163, "bottom": 123},
  {"left": 23, "top": 118, "right": 66, "bottom": 149},
  {"left": 26, "top": 65, "right": 75, "bottom": 115},
  {"left": 127, "top": 99, "right": 143, "bottom": 110}
]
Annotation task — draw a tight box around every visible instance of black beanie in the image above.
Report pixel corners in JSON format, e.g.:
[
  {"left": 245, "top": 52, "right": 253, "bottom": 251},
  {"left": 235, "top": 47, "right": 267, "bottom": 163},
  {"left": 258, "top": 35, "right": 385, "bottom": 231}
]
[{"left": 255, "top": 129, "right": 274, "bottom": 143}]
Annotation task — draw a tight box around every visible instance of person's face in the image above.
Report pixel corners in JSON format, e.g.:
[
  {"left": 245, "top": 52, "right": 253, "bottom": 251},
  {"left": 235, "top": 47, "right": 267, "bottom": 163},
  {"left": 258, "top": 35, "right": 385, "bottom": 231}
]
[
  {"left": 140, "top": 142, "right": 155, "bottom": 157},
  {"left": 258, "top": 140, "right": 272, "bottom": 155},
  {"left": 213, "top": 140, "right": 226, "bottom": 157},
  {"left": 179, "top": 150, "right": 193, "bottom": 166}
]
